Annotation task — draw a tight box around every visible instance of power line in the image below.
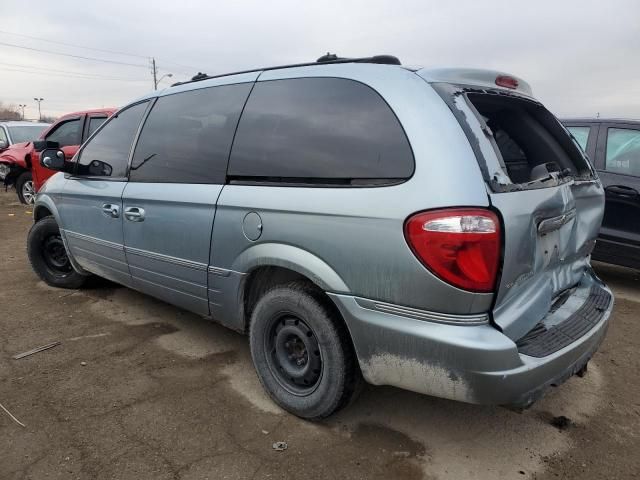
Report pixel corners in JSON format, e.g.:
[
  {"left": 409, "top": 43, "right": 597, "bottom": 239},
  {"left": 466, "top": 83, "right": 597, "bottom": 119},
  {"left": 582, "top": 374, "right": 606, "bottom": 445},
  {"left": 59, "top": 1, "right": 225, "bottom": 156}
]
[
  {"left": 0, "top": 29, "right": 149, "bottom": 59},
  {"left": 0, "top": 41, "right": 149, "bottom": 68},
  {"left": 0, "top": 61, "right": 143, "bottom": 80},
  {"left": 0, "top": 29, "right": 204, "bottom": 72},
  {"left": 1, "top": 66, "right": 147, "bottom": 82}
]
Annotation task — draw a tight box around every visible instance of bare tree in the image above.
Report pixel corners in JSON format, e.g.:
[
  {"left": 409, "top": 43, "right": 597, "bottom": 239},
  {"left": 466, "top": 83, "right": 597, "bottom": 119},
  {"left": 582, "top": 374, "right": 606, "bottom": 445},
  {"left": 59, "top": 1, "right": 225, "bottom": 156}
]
[{"left": 0, "top": 101, "right": 21, "bottom": 120}]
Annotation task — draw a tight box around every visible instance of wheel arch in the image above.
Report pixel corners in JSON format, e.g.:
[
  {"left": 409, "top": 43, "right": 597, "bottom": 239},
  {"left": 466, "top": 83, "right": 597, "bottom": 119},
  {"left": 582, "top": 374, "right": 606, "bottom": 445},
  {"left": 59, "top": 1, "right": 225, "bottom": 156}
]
[
  {"left": 32, "top": 196, "right": 88, "bottom": 276},
  {"left": 33, "top": 195, "right": 60, "bottom": 223},
  {"left": 231, "top": 242, "right": 350, "bottom": 294},
  {"left": 230, "top": 243, "right": 351, "bottom": 334}
]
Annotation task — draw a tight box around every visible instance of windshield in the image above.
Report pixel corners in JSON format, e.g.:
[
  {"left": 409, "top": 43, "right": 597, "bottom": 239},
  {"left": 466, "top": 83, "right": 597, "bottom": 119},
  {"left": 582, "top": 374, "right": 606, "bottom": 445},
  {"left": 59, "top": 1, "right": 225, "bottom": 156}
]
[{"left": 8, "top": 125, "right": 48, "bottom": 143}]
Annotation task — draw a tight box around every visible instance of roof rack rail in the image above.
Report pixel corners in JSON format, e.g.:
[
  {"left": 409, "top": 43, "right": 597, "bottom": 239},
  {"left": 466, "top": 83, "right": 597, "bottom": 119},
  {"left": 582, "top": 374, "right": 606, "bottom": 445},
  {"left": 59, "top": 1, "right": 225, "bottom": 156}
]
[{"left": 171, "top": 53, "right": 401, "bottom": 87}]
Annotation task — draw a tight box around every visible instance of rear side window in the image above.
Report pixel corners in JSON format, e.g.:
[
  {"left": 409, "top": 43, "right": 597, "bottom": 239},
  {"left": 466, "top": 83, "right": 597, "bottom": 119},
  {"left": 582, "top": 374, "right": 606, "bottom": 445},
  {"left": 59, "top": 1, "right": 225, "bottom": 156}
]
[
  {"left": 76, "top": 102, "right": 148, "bottom": 178},
  {"left": 566, "top": 126, "right": 590, "bottom": 151},
  {"left": 46, "top": 118, "right": 82, "bottom": 147},
  {"left": 228, "top": 77, "right": 413, "bottom": 183},
  {"left": 87, "top": 116, "right": 107, "bottom": 138},
  {"left": 130, "top": 83, "right": 251, "bottom": 183},
  {"left": 606, "top": 128, "right": 640, "bottom": 176}
]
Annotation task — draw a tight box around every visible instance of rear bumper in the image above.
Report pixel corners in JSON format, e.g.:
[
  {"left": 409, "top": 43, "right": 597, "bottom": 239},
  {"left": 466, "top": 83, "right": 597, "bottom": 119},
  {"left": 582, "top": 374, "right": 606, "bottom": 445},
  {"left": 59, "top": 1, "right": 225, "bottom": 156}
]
[{"left": 328, "top": 271, "right": 613, "bottom": 407}]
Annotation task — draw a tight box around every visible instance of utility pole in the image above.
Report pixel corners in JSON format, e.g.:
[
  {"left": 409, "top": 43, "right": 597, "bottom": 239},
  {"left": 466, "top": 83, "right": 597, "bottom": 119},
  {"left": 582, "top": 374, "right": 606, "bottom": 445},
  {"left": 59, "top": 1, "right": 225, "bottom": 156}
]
[
  {"left": 150, "top": 58, "right": 172, "bottom": 90},
  {"left": 33, "top": 98, "right": 44, "bottom": 121},
  {"left": 151, "top": 57, "right": 158, "bottom": 90},
  {"left": 18, "top": 104, "right": 27, "bottom": 120}
]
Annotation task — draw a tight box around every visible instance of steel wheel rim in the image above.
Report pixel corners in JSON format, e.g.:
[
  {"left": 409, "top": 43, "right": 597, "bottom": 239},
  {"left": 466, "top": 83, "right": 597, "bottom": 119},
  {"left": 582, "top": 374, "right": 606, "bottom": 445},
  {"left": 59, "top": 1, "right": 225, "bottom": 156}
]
[
  {"left": 265, "top": 313, "right": 323, "bottom": 396},
  {"left": 22, "top": 180, "right": 35, "bottom": 204},
  {"left": 42, "top": 234, "right": 72, "bottom": 273}
]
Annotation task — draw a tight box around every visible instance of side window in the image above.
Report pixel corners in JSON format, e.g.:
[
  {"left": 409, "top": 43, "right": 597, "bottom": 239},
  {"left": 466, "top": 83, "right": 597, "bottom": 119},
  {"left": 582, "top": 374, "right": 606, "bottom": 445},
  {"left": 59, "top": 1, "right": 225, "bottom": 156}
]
[
  {"left": 566, "top": 126, "right": 590, "bottom": 152},
  {"left": 45, "top": 118, "right": 82, "bottom": 147},
  {"left": 76, "top": 102, "right": 147, "bottom": 178},
  {"left": 606, "top": 128, "right": 640, "bottom": 176},
  {"left": 87, "top": 116, "right": 108, "bottom": 138},
  {"left": 228, "top": 77, "right": 414, "bottom": 182},
  {"left": 0, "top": 127, "right": 7, "bottom": 144},
  {"left": 130, "top": 83, "right": 251, "bottom": 183}
]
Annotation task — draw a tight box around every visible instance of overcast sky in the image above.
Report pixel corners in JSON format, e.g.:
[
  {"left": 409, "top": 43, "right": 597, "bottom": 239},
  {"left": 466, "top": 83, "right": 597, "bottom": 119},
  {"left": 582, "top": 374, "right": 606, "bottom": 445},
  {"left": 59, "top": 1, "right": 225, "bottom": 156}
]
[{"left": 1, "top": 0, "right": 638, "bottom": 120}]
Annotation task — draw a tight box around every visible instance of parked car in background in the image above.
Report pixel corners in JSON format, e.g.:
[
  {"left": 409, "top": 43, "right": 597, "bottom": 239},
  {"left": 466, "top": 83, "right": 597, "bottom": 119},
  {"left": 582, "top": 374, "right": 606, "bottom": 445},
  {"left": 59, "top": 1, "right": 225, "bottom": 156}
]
[
  {"left": 564, "top": 119, "right": 640, "bottom": 269},
  {"left": 0, "top": 121, "right": 49, "bottom": 151},
  {"left": 28, "top": 56, "right": 613, "bottom": 419},
  {"left": 0, "top": 109, "right": 115, "bottom": 204}
]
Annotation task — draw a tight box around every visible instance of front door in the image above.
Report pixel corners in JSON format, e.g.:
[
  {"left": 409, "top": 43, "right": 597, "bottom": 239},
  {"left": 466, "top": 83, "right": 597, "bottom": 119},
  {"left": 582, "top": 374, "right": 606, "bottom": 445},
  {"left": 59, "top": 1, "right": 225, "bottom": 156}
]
[
  {"left": 593, "top": 122, "right": 640, "bottom": 268},
  {"left": 57, "top": 102, "right": 149, "bottom": 286},
  {"left": 121, "top": 81, "right": 251, "bottom": 315}
]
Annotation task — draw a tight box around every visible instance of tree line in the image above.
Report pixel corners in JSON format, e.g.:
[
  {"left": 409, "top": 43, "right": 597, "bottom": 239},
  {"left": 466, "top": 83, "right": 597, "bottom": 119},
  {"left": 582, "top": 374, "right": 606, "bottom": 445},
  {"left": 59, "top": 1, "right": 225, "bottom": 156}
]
[
  {"left": 0, "top": 101, "right": 21, "bottom": 120},
  {"left": 0, "top": 101, "right": 56, "bottom": 123}
]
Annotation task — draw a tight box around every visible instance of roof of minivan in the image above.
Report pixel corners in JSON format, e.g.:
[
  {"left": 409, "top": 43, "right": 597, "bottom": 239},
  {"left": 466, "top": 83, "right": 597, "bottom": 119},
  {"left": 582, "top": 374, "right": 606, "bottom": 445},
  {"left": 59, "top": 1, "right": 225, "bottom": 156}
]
[{"left": 127, "top": 60, "right": 534, "bottom": 106}]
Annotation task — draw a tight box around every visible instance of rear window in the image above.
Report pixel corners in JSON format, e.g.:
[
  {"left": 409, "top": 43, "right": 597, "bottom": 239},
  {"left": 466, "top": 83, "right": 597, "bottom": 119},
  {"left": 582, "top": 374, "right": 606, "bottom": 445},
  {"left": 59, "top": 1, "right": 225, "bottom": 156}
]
[
  {"left": 466, "top": 93, "right": 592, "bottom": 186},
  {"left": 87, "top": 116, "right": 108, "bottom": 137},
  {"left": 437, "top": 85, "right": 594, "bottom": 191},
  {"left": 228, "top": 77, "right": 413, "bottom": 184}
]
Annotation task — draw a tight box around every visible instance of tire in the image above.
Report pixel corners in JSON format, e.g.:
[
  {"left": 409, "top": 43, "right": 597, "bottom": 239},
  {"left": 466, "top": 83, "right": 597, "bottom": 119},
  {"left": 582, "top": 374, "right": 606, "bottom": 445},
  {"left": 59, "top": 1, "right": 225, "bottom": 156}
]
[
  {"left": 249, "top": 281, "right": 361, "bottom": 419},
  {"left": 27, "top": 216, "right": 88, "bottom": 289},
  {"left": 16, "top": 171, "right": 35, "bottom": 205}
]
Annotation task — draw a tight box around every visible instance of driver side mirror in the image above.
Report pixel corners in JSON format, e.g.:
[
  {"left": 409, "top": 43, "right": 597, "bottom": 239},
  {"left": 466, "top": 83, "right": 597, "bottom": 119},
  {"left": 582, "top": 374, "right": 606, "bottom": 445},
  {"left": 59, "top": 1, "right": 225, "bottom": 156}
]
[
  {"left": 33, "top": 140, "right": 60, "bottom": 152},
  {"left": 40, "top": 148, "right": 67, "bottom": 171}
]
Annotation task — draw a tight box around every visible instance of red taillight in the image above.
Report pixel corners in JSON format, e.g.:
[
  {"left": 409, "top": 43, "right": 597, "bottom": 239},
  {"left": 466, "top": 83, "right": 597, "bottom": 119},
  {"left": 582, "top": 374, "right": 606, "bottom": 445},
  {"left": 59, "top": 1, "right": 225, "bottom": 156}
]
[
  {"left": 495, "top": 75, "right": 519, "bottom": 89},
  {"left": 404, "top": 208, "right": 501, "bottom": 293}
]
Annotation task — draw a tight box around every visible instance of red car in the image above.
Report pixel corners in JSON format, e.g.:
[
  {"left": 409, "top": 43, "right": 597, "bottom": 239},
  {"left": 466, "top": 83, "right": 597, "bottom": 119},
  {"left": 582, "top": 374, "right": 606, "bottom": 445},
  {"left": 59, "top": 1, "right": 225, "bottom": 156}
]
[{"left": 0, "top": 108, "right": 116, "bottom": 204}]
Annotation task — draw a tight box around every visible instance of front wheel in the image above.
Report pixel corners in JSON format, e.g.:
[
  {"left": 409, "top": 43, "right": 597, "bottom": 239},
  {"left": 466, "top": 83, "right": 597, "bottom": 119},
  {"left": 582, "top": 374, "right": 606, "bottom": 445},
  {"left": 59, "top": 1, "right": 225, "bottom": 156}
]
[
  {"left": 249, "top": 282, "right": 361, "bottom": 419},
  {"left": 27, "top": 217, "right": 88, "bottom": 289},
  {"left": 16, "top": 171, "right": 35, "bottom": 205}
]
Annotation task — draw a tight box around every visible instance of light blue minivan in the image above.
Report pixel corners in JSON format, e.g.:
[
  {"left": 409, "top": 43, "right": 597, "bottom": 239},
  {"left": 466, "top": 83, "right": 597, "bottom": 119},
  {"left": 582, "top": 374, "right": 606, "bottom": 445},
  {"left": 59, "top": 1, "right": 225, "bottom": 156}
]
[{"left": 28, "top": 54, "right": 613, "bottom": 419}]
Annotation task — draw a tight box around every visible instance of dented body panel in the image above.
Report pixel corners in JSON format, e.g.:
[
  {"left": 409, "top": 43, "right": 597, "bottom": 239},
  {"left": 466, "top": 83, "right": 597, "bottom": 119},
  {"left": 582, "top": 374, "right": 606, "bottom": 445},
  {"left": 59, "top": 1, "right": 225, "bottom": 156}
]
[{"left": 490, "top": 180, "right": 605, "bottom": 339}]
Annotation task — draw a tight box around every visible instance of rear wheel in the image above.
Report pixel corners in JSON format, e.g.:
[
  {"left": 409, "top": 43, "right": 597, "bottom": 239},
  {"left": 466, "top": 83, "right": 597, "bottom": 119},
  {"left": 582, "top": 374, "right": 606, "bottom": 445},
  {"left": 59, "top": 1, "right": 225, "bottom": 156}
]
[
  {"left": 249, "top": 281, "right": 361, "bottom": 419},
  {"left": 27, "top": 216, "right": 88, "bottom": 289},
  {"left": 16, "top": 171, "right": 35, "bottom": 205}
]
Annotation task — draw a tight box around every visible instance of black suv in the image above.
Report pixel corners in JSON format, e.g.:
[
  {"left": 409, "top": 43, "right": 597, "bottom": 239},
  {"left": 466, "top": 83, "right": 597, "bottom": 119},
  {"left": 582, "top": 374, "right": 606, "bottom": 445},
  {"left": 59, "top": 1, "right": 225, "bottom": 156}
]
[{"left": 564, "top": 119, "right": 640, "bottom": 269}]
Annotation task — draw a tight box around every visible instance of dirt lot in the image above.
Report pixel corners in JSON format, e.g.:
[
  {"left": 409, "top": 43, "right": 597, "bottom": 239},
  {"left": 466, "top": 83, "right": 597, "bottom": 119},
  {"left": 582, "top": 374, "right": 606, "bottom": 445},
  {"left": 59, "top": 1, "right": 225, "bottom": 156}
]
[{"left": 1, "top": 189, "right": 639, "bottom": 480}]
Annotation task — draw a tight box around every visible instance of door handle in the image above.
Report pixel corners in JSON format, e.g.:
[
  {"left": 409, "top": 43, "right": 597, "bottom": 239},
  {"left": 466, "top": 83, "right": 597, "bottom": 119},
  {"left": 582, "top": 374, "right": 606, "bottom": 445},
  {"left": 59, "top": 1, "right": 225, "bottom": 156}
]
[
  {"left": 605, "top": 185, "right": 638, "bottom": 198},
  {"left": 101, "top": 204, "right": 120, "bottom": 218},
  {"left": 124, "top": 206, "right": 145, "bottom": 222}
]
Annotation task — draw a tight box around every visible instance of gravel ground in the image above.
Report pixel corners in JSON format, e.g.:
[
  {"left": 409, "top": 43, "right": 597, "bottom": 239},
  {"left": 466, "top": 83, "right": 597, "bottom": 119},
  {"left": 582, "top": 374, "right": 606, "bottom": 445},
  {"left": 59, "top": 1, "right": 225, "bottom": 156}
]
[{"left": 0, "top": 189, "right": 638, "bottom": 480}]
